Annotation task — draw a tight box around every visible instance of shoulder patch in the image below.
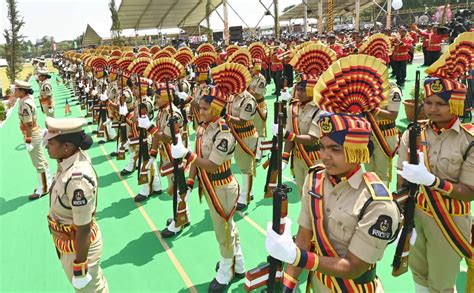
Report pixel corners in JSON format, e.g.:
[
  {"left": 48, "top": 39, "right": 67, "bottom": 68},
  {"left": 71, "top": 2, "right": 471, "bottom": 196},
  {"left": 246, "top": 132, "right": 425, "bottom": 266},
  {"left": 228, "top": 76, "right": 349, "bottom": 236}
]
[
  {"left": 368, "top": 215, "right": 393, "bottom": 240},
  {"left": 216, "top": 138, "right": 229, "bottom": 152},
  {"left": 219, "top": 121, "right": 230, "bottom": 132},
  {"left": 244, "top": 103, "right": 253, "bottom": 112},
  {"left": 71, "top": 189, "right": 87, "bottom": 206},
  {"left": 363, "top": 172, "right": 392, "bottom": 201},
  {"left": 392, "top": 92, "right": 401, "bottom": 102},
  {"left": 22, "top": 108, "right": 29, "bottom": 116},
  {"left": 461, "top": 123, "right": 474, "bottom": 136}
]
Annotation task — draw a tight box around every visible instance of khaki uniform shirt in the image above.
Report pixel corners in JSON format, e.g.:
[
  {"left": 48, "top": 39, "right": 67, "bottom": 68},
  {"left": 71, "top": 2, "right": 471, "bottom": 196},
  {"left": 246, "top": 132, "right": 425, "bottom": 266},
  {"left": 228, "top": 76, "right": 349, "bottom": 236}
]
[
  {"left": 198, "top": 120, "right": 236, "bottom": 165},
  {"left": 40, "top": 80, "right": 52, "bottom": 97},
  {"left": 249, "top": 74, "right": 266, "bottom": 97},
  {"left": 49, "top": 151, "right": 98, "bottom": 226},
  {"left": 397, "top": 120, "right": 474, "bottom": 184},
  {"left": 228, "top": 90, "right": 257, "bottom": 121},
  {"left": 156, "top": 104, "right": 183, "bottom": 138},
  {"left": 298, "top": 168, "right": 401, "bottom": 264},
  {"left": 286, "top": 100, "right": 322, "bottom": 138},
  {"left": 18, "top": 95, "right": 37, "bottom": 126}
]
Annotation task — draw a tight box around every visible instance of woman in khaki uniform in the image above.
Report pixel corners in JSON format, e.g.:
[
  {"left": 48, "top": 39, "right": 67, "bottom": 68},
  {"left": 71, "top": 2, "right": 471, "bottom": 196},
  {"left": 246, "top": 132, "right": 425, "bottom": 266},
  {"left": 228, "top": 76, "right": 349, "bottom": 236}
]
[
  {"left": 44, "top": 117, "right": 108, "bottom": 292},
  {"left": 15, "top": 80, "right": 51, "bottom": 200},
  {"left": 397, "top": 77, "right": 474, "bottom": 292},
  {"left": 248, "top": 59, "right": 268, "bottom": 161},
  {"left": 266, "top": 113, "right": 401, "bottom": 292},
  {"left": 171, "top": 66, "right": 248, "bottom": 292},
  {"left": 38, "top": 69, "right": 55, "bottom": 117}
]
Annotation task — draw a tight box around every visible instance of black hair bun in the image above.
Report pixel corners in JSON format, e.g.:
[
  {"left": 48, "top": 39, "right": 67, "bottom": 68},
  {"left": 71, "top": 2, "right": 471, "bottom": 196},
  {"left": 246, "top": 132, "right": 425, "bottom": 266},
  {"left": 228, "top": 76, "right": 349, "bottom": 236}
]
[{"left": 79, "top": 133, "right": 93, "bottom": 150}]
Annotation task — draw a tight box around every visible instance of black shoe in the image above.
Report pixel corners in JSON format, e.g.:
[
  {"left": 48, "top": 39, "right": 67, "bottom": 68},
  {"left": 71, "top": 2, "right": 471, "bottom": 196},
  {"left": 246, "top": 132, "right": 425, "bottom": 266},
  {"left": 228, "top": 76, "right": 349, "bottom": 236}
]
[
  {"left": 98, "top": 140, "right": 106, "bottom": 145},
  {"left": 215, "top": 262, "right": 245, "bottom": 279},
  {"left": 120, "top": 169, "right": 134, "bottom": 176},
  {"left": 208, "top": 278, "right": 228, "bottom": 293},
  {"left": 151, "top": 189, "right": 163, "bottom": 195},
  {"left": 134, "top": 194, "right": 149, "bottom": 202},
  {"left": 92, "top": 130, "right": 98, "bottom": 135},
  {"left": 161, "top": 222, "right": 190, "bottom": 238},
  {"left": 110, "top": 152, "right": 118, "bottom": 157},
  {"left": 236, "top": 203, "right": 247, "bottom": 211}
]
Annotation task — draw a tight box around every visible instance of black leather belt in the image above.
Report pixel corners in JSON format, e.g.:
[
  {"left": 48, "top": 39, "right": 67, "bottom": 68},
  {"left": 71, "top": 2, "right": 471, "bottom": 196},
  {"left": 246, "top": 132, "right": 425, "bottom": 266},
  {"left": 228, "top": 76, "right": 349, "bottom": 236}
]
[{"left": 209, "top": 168, "right": 232, "bottom": 182}]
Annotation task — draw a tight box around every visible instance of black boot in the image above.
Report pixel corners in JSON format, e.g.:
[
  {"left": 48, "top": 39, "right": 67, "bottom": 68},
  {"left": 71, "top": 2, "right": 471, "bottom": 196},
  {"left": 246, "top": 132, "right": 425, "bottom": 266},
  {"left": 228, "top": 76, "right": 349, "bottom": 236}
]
[{"left": 208, "top": 278, "right": 228, "bottom": 293}]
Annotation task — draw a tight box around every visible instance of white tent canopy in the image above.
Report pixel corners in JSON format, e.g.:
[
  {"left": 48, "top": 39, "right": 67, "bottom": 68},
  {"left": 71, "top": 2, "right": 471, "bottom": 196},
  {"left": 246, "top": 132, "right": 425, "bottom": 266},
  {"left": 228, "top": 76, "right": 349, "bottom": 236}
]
[
  {"left": 118, "top": 0, "right": 223, "bottom": 30},
  {"left": 82, "top": 24, "right": 102, "bottom": 47}
]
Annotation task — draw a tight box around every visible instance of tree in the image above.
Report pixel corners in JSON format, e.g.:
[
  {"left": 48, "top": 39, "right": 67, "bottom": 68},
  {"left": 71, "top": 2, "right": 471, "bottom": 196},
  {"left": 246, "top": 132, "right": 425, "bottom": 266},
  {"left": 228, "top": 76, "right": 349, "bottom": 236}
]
[
  {"left": 109, "top": 0, "right": 123, "bottom": 46},
  {"left": 3, "top": 0, "right": 25, "bottom": 83}
]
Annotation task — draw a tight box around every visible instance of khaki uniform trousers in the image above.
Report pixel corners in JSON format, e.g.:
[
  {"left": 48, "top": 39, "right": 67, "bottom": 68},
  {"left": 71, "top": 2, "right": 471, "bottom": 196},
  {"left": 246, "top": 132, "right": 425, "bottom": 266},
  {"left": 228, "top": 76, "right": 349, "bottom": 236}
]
[
  {"left": 292, "top": 156, "right": 315, "bottom": 198},
  {"left": 409, "top": 208, "right": 471, "bottom": 292},
  {"left": 41, "top": 103, "right": 55, "bottom": 117},
  {"left": 254, "top": 105, "right": 267, "bottom": 138},
  {"left": 204, "top": 178, "right": 240, "bottom": 258},
  {"left": 28, "top": 130, "right": 48, "bottom": 173},
  {"left": 234, "top": 134, "right": 257, "bottom": 175},
  {"left": 365, "top": 135, "right": 399, "bottom": 185},
  {"left": 59, "top": 230, "right": 108, "bottom": 293}
]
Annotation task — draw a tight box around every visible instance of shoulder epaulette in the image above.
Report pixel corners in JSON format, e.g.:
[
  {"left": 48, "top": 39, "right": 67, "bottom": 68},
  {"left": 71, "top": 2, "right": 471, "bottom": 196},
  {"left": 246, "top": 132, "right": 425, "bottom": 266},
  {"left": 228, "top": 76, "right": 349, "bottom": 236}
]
[
  {"left": 219, "top": 120, "right": 230, "bottom": 132},
  {"left": 460, "top": 123, "right": 474, "bottom": 136},
  {"left": 363, "top": 172, "right": 392, "bottom": 201}
]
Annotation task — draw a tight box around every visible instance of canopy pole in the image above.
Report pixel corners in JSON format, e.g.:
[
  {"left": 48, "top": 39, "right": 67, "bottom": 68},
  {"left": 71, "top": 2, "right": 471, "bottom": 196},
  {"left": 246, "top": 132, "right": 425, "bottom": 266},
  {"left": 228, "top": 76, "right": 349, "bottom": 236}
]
[
  {"left": 206, "top": 0, "right": 213, "bottom": 42},
  {"left": 318, "top": 0, "right": 323, "bottom": 34},
  {"left": 386, "top": 0, "right": 392, "bottom": 29},
  {"left": 223, "top": 0, "right": 230, "bottom": 45},
  {"left": 328, "top": 0, "right": 333, "bottom": 32},
  {"left": 303, "top": 0, "right": 308, "bottom": 38},
  {"left": 354, "top": 0, "right": 360, "bottom": 31},
  {"left": 274, "top": 0, "right": 280, "bottom": 40}
]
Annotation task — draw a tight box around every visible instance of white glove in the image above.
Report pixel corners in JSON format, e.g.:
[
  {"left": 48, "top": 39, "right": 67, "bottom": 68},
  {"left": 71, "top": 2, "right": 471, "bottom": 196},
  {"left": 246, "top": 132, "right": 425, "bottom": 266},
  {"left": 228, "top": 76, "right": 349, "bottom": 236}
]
[
  {"left": 78, "top": 83, "right": 83, "bottom": 88},
  {"left": 265, "top": 218, "right": 297, "bottom": 264},
  {"left": 171, "top": 135, "right": 188, "bottom": 159},
  {"left": 103, "top": 119, "right": 112, "bottom": 126},
  {"left": 85, "top": 86, "right": 90, "bottom": 94},
  {"left": 178, "top": 189, "right": 191, "bottom": 203},
  {"left": 176, "top": 91, "right": 188, "bottom": 101},
  {"left": 282, "top": 161, "right": 288, "bottom": 171},
  {"left": 190, "top": 71, "right": 196, "bottom": 79},
  {"left": 397, "top": 152, "right": 435, "bottom": 186},
  {"left": 48, "top": 108, "right": 54, "bottom": 114},
  {"left": 99, "top": 93, "right": 108, "bottom": 102},
  {"left": 138, "top": 115, "right": 152, "bottom": 129},
  {"left": 145, "top": 157, "right": 156, "bottom": 170},
  {"left": 272, "top": 123, "right": 279, "bottom": 137},
  {"left": 25, "top": 143, "right": 34, "bottom": 152},
  {"left": 92, "top": 89, "right": 98, "bottom": 96},
  {"left": 119, "top": 104, "right": 128, "bottom": 116},
  {"left": 281, "top": 90, "right": 291, "bottom": 102},
  {"left": 75, "top": 73, "right": 79, "bottom": 78},
  {"left": 72, "top": 273, "right": 92, "bottom": 289}
]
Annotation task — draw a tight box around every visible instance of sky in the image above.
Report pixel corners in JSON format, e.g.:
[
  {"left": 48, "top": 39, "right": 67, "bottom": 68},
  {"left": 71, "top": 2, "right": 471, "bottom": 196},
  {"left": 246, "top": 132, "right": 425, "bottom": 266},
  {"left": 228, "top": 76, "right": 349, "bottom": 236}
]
[{"left": 1, "top": 0, "right": 302, "bottom": 44}]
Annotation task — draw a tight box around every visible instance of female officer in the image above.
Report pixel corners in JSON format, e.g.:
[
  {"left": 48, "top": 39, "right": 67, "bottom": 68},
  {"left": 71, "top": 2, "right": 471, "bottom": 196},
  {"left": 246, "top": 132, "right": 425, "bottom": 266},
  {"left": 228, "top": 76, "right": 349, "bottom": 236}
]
[
  {"left": 15, "top": 79, "right": 51, "bottom": 200},
  {"left": 44, "top": 117, "right": 108, "bottom": 292},
  {"left": 170, "top": 64, "right": 248, "bottom": 292},
  {"left": 397, "top": 77, "right": 473, "bottom": 292}
]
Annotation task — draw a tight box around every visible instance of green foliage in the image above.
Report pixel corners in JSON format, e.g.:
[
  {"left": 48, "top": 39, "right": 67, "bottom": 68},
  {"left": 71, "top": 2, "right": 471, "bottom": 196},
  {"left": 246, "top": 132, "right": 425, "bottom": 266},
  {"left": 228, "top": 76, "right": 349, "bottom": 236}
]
[
  {"left": 409, "top": 83, "right": 425, "bottom": 102},
  {"left": 3, "top": 0, "right": 25, "bottom": 83},
  {"left": 0, "top": 102, "right": 6, "bottom": 121}
]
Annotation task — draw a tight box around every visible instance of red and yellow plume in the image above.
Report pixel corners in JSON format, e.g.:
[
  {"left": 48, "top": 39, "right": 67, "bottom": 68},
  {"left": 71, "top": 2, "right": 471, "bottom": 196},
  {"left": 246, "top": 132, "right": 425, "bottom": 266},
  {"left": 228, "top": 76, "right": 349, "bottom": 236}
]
[
  {"left": 127, "top": 57, "right": 152, "bottom": 76},
  {"left": 153, "top": 49, "right": 173, "bottom": 59},
  {"left": 211, "top": 62, "right": 251, "bottom": 96},
  {"left": 197, "top": 43, "right": 216, "bottom": 54},
  {"left": 138, "top": 46, "right": 150, "bottom": 53},
  {"left": 110, "top": 49, "right": 122, "bottom": 57},
  {"left": 122, "top": 51, "right": 135, "bottom": 58},
  {"left": 289, "top": 44, "right": 337, "bottom": 77},
  {"left": 137, "top": 51, "right": 151, "bottom": 58},
  {"left": 228, "top": 48, "right": 252, "bottom": 67},
  {"left": 116, "top": 57, "right": 135, "bottom": 79},
  {"left": 313, "top": 55, "right": 389, "bottom": 114},
  {"left": 193, "top": 52, "right": 217, "bottom": 71},
  {"left": 248, "top": 42, "right": 266, "bottom": 60},
  {"left": 425, "top": 32, "right": 474, "bottom": 80},
  {"left": 358, "top": 33, "right": 391, "bottom": 64},
  {"left": 89, "top": 56, "right": 108, "bottom": 79},
  {"left": 163, "top": 45, "right": 177, "bottom": 55},
  {"left": 150, "top": 45, "right": 161, "bottom": 54},
  {"left": 225, "top": 44, "right": 240, "bottom": 56},
  {"left": 173, "top": 49, "right": 194, "bottom": 68},
  {"left": 144, "top": 57, "right": 185, "bottom": 83}
]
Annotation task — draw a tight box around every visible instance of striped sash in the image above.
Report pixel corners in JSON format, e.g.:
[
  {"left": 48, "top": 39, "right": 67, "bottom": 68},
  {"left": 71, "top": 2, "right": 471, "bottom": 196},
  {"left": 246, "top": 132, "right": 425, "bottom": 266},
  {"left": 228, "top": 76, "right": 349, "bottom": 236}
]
[
  {"left": 291, "top": 103, "right": 319, "bottom": 168},
  {"left": 366, "top": 113, "right": 399, "bottom": 159},
  {"left": 419, "top": 130, "right": 473, "bottom": 261},
  {"left": 307, "top": 169, "right": 378, "bottom": 292}
]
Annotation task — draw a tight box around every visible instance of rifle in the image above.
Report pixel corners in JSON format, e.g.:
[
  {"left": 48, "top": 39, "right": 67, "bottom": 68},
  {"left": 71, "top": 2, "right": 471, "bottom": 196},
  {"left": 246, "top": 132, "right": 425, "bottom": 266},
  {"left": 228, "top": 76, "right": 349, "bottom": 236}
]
[
  {"left": 165, "top": 79, "right": 189, "bottom": 228},
  {"left": 245, "top": 97, "right": 290, "bottom": 292},
  {"left": 177, "top": 80, "right": 190, "bottom": 148},
  {"left": 116, "top": 71, "right": 126, "bottom": 160},
  {"left": 263, "top": 98, "right": 281, "bottom": 198},
  {"left": 392, "top": 70, "right": 421, "bottom": 276}
]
